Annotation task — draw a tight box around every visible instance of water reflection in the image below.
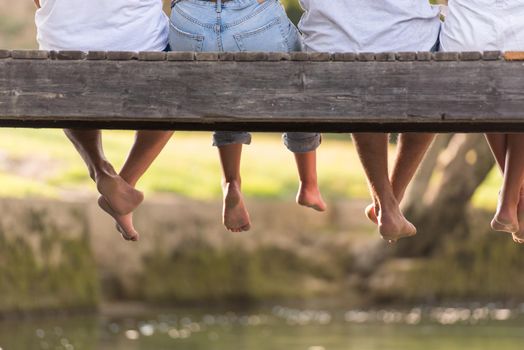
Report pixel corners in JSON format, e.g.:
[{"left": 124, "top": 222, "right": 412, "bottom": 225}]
[{"left": 1, "top": 304, "right": 524, "bottom": 350}]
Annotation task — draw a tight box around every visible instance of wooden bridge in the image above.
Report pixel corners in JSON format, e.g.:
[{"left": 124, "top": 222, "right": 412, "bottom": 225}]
[{"left": 1, "top": 49, "right": 524, "bottom": 132}]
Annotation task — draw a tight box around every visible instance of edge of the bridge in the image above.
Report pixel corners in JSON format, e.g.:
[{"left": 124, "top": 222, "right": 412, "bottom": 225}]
[{"left": 1, "top": 50, "right": 524, "bottom": 62}]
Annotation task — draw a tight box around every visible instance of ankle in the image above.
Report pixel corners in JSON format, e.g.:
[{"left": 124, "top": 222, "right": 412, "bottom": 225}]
[
  {"left": 500, "top": 192, "right": 520, "bottom": 210},
  {"left": 377, "top": 195, "right": 400, "bottom": 214},
  {"left": 392, "top": 188, "right": 405, "bottom": 203},
  {"left": 299, "top": 179, "right": 319, "bottom": 190},
  {"left": 93, "top": 160, "right": 117, "bottom": 182},
  {"left": 222, "top": 178, "right": 241, "bottom": 189},
  {"left": 119, "top": 172, "right": 138, "bottom": 188}
]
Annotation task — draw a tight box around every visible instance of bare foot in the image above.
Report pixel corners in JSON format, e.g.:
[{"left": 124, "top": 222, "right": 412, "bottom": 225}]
[
  {"left": 377, "top": 206, "right": 417, "bottom": 243},
  {"left": 492, "top": 217, "right": 519, "bottom": 234},
  {"left": 98, "top": 196, "right": 139, "bottom": 241},
  {"left": 365, "top": 203, "right": 379, "bottom": 224},
  {"left": 491, "top": 205, "right": 519, "bottom": 234},
  {"left": 96, "top": 173, "right": 144, "bottom": 215},
  {"left": 296, "top": 182, "right": 327, "bottom": 212},
  {"left": 222, "top": 181, "right": 251, "bottom": 232},
  {"left": 512, "top": 233, "right": 524, "bottom": 244},
  {"left": 513, "top": 196, "right": 524, "bottom": 243}
]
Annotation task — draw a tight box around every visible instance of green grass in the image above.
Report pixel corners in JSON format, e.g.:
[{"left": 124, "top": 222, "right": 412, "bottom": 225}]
[
  {"left": 0, "top": 129, "right": 371, "bottom": 200},
  {"left": 0, "top": 129, "right": 501, "bottom": 209}
]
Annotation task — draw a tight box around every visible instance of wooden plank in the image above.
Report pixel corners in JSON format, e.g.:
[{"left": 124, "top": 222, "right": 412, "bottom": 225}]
[
  {"left": 333, "top": 53, "right": 357, "bottom": 61},
  {"left": 86, "top": 51, "right": 107, "bottom": 60},
  {"left": 138, "top": 52, "right": 167, "bottom": 61},
  {"left": 1, "top": 57, "right": 524, "bottom": 132},
  {"left": 218, "top": 52, "right": 236, "bottom": 61},
  {"left": 396, "top": 52, "right": 417, "bottom": 61},
  {"left": 55, "top": 51, "right": 87, "bottom": 60},
  {"left": 106, "top": 51, "right": 138, "bottom": 60},
  {"left": 416, "top": 52, "right": 433, "bottom": 61},
  {"left": 308, "top": 52, "right": 331, "bottom": 62},
  {"left": 459, "top": 51, "right": 482, "bottom": 61},
  {"left": 290, "top": 52, "right": 309, "bottom": 61},
  {"left": 267, "top": 52, "right": 290, "bottom": 61},
  {"left": 0, "top": 50, "right": 11, "bottom": 59},
  {"left": 504, "top": 52, "right": 524, "bottom": 61},
  {"left": 483, "top": 51, "right": 502, "bottom": 61},
  {"left": 167, "top": 52, "right": 195, "bottom": 61},
  {"left": 235, "top": 52, "right": 268, "bottom": 61},
  {"left": 375, "top": 52, "right": 396, "bottom": 62},
  {"left": 434, "top": 52, "right": 460, "bottom": 61},
  {"left": 11, "top": 50, "right": 49, "bottom": 60},
  {"left": 358, "top": 53, "right": 375, "bottom": 61},
  {"left": 195, "top": 52, "right": 219, "bottom": 61}
]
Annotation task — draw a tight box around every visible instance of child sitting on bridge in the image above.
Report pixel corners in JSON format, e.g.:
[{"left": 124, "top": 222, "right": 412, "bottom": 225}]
[
  {"left": 169, "top": 0, "right": 326, "bottom": 233},
  {"left": 441, "top": 0, "right": 524, "bottom": 243},
  {"left": 34, "top": 0, "right": 172, "bottom": 242},
  {"left": 298, "top": 0, "right": 442, "bottom": 242}
]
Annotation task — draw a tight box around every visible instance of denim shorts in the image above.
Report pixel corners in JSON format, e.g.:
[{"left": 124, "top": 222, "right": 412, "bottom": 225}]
[{"left": 169, "top": 0, "right": 321, "bottom": 153}]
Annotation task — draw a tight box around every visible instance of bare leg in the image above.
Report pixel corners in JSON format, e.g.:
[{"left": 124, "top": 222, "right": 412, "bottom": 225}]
[
  {"left": 353, "top": 133, "right": 416, "bottom": 241},
  {"left": 64, "top": 129, "right": 143, "bottom": 215},
  {"left": 490, "top": 134, "right": 524, "bottom": 235},
  {"left": 486, "top": 134, "right": 524, "bottom": 242},
  {"left": 366, "top": 133, "right": 435, "bottom": 224},
  {"left": 119, "top": 131, "right": 174, "bottom": 187},
  {"left": 485, "top": 133, "right": 507, "bottom": 173},
  {"left": 97, "top": 131, "right": 174, "bottom": 241},
  {"left": 391, "top": 133, "right": 436, "bottom": 201},
  {"left": 294, "top": 151, "right": 326, "bottom": 212},
  {"left": 218, "top": 144, "right": 251, "bottom": 232}
]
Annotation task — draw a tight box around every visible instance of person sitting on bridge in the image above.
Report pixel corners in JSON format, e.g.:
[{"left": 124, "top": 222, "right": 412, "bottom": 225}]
[
  {"left": 34, "top": 0, "right": 172, "bottom": 241},
  {"left": 169, "top": 0, "right": 326, "bottom": 233},
  {"left": 298, "top": 0, "right": 442, "bottom": 242},
  {"left": 441, "top": 0, "right": 524, "bottom": 244}
]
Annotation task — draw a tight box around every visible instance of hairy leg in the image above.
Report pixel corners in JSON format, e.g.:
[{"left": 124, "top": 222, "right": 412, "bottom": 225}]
[
  {"left": 218, "top": 144, "right": 251, "bottom": 232},
  {"left": 352, "top": 133, "right": 416, "bottom": 241},
  {"left": 294, "top": 151, "right": 326, "bottom": 212},
  {"left": 64, "top": 129, "right": 143, "bottom": 215},
  {"left": 98, "top": 131, "right": 174, "bottom": 241}
]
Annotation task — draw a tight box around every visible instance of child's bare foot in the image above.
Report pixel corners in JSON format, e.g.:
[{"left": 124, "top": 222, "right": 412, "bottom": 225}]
[
  {"left": 492, "top": 216, "right": 519, "bottom": 234},
  {"left": 377, "top": 203, "right": 416, "bottom": 243},
  {"left": 365, "top": 203, "right": 379, "bottom": 224},
  {"left": 512, "top": 195, "right": 524, "bottom": 243},
  {"left": 98, "top": 196, "right": 139, "bottom": 241},
  {"left": 96, "top": 173, "right": 144, "bottom": 215},
  {"left": 222, "top": 181, "right": 251, "bottom": 232},
  {"left": 491, "top": 200, "right": 519, "bottom": 234},
  {"left": 512, "top": 233, "right": 524, "bottom": 244},
  {"left": 297, "top": 182, "right": 327, "bottom": 212}
]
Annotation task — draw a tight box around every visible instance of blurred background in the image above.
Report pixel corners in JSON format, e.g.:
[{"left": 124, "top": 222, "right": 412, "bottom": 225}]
[{"left": 1, "top": 1, "right": 524, "bottom": 350}]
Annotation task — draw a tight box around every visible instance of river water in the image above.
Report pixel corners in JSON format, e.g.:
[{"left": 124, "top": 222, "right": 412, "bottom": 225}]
[{"left": 1, "top": 304, "right": 524, "bottom": 350}]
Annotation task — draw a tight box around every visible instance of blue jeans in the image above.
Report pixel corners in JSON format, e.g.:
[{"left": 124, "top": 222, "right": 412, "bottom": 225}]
[{"left": 169, "top": 0, "right": 321, "bottom": 153}]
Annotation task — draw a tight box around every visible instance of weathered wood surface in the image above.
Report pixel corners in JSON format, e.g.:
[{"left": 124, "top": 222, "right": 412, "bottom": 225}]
[{"left": 1, "top": 50, "right": 524, "bottom": 132}]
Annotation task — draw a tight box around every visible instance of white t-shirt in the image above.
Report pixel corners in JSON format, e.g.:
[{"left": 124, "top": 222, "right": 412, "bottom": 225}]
[
  {"left": 440, "top": 0, "right": 524, "bottom": 51},
  {"left": 298, "top": 0, "right": 442, "bottom": 53},
  {"left": 35, "top": 0, "right": 169, "bottom": 51}
]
